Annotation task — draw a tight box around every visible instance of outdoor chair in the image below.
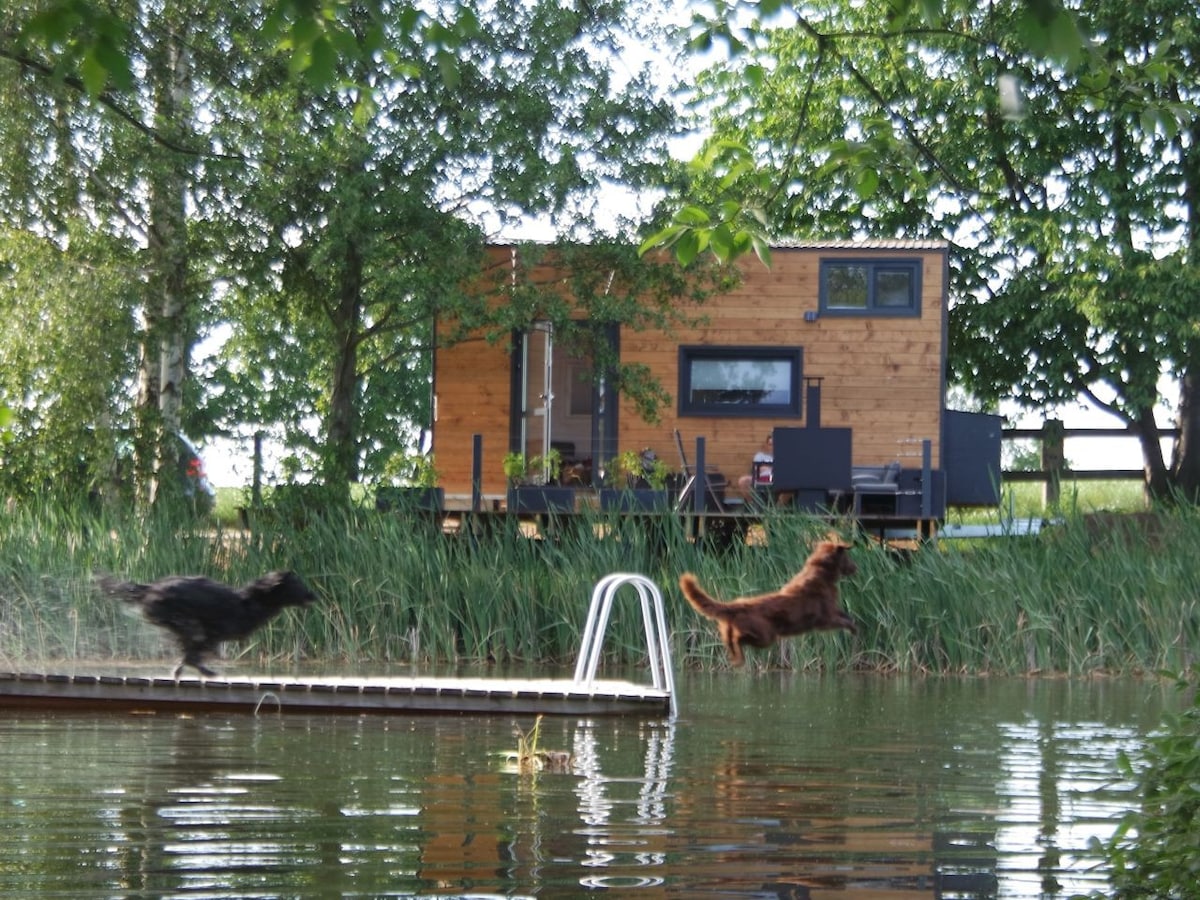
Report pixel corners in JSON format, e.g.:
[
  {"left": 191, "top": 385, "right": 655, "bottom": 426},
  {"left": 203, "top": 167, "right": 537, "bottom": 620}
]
[{"left": 673, "top": 430, "right": 728, "bottom": 512}]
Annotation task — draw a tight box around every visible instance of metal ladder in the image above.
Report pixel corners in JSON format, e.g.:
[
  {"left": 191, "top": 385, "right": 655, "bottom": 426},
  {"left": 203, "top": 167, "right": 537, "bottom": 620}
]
[{"left": 573, "top": 573, "right": 677, "bottom": 718}]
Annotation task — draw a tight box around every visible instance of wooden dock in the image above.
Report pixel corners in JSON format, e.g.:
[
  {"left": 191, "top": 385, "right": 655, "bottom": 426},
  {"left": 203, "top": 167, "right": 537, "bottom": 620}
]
[
  {"left": 1, "top": 572, "right": 678, "bottom": 720},
  {"left": 0, "top": 670, "right": 672, "bottom": 717}
]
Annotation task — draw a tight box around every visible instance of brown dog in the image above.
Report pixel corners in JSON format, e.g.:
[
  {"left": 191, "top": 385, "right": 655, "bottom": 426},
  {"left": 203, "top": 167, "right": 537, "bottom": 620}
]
[{"left": 679, "top": 539, "right": 858, "bottom": 667}]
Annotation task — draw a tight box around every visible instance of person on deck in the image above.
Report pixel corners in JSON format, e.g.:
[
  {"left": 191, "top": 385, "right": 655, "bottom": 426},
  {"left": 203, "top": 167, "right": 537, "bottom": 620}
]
[{"left": 737, "top": 433, "right": 774, "bottom": 496}]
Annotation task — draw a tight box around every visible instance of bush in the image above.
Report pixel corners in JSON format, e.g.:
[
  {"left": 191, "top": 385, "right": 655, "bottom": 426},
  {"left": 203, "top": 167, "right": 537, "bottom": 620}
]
[{"left": 1089, "top": 668, "right": 1200, "bottom": 899}]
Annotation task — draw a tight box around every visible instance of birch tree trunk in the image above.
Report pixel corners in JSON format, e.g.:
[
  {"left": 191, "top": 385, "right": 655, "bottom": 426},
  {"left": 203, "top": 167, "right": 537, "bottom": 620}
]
[{"left": 137, "top": 12, "right": 193, "bottom": 508}]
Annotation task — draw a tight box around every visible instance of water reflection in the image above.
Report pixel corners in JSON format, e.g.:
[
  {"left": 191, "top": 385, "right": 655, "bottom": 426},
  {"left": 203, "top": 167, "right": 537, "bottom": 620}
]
[
  {"left": 573, "top": 721, "right": 674, "bottom": 887},
  {"left": 0, "top": 675, "right": 1173, "bottom": 898}
]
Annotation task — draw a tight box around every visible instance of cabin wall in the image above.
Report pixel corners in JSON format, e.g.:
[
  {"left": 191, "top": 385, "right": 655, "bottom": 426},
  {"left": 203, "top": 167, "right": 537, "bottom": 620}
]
[
  {"left": 431, "top": 333, "right": 512, "bottom": 503},
  {"left": 617, "top": 247, "right": 947, "bottom": 489},
  {"left": 430, "top": 246, "right": 515, "bottom": 505},
  {"left": 431, "top": 244, "right": 947, "bottom": 505}
]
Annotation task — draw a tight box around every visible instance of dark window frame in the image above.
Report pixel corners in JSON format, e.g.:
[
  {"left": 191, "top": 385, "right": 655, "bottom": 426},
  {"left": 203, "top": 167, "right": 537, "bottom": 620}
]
[
  {"left": 678, "top": 345, "right": 804, "bottom": 418},
  {"left": 818, "top": 258, "right": 922, "bottom": 317}
]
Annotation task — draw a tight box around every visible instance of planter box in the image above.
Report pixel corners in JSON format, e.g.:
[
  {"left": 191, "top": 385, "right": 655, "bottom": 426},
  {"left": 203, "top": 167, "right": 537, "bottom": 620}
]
[
  {"left": 507, "top": 486, "right": 577, "bottom": 514},
  {"left": 599, "top": 488, "right": 671, "bottom": 512},
  {"left": 375, "top": 486, "right": 445, "bottom": 513}
]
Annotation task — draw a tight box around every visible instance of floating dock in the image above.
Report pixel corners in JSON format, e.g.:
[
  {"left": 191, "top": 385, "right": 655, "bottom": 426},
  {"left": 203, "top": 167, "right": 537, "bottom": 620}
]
[
  {"left": 0, "top": 670, "right": 670, "bottom": 717},
  {"left": 0, "top": 573, "right": 678, "bottom": 719}
]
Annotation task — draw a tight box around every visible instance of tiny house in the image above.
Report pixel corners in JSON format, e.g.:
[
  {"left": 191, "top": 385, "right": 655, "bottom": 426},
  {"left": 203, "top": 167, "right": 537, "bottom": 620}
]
[{"left": 431, "top": 240, "right": 999, "bottom": 516}]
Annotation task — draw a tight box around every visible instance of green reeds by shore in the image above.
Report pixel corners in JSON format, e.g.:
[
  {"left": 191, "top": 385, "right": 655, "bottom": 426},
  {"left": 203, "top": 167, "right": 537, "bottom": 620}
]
[{"left": 2, "top": 497, "right": 1197, "bottom": 676}]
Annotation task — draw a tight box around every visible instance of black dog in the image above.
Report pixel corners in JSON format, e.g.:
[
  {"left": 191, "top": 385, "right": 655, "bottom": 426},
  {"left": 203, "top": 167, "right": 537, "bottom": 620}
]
[{"left": 99, "top": 570, "right": 317, "bottom": 677}]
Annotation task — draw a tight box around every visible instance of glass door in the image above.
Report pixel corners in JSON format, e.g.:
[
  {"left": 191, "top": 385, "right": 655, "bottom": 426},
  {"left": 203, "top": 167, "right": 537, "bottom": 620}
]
[
  {"left": 519, "top": 321, "right": 555, "bottom": 482},
  {"left": 511, "top": 321, "right": 618, "bottom": 488}
]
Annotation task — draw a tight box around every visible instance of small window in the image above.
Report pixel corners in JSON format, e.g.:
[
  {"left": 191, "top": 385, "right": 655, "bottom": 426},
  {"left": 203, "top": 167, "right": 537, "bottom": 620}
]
[
  {"left": 820, "top": 258, "right": 921, "bottom": 316},
  {"left": 679, "top": 346, "right": 803, "bottom": 417}
]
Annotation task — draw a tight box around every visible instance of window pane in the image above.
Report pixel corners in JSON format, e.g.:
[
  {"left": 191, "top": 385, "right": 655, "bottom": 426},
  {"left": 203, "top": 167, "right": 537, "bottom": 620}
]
[
  {"left": 876, "top": 269, "right": 914, "bottom": 307},
  {"left": 825, "top": 264, "right": 868, "bottom": 308},
  {"left": 690, "top": 358, "right": 793, "bottom": 407}
]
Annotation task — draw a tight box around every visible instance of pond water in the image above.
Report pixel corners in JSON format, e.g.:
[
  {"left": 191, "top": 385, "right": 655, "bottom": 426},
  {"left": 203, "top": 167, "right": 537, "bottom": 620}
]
[{"left": 0, "top": 672, "right": 1173, "bottom": 898}]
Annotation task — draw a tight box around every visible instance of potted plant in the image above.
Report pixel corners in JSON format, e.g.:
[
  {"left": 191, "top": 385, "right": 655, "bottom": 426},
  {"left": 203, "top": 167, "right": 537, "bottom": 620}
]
[
  {"left": 375, "top": 452, "right": 444, "bottom": 513},
  {"left": 599, "top": 448, "right": 673, "bottom": 512},
  {"left": 504, "top": 448, "right": 575, "bottom": 514}
]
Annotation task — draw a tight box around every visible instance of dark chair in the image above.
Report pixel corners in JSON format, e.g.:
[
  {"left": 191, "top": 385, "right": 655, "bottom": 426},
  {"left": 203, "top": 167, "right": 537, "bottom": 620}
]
[{"left": 673, "top": 430, "right": 727, "bottom": 512}]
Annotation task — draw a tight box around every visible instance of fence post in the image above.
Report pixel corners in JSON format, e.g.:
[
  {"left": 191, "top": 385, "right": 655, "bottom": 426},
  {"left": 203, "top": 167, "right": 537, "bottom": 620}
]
[{"left": 1041, "top": 419, "right": 1065, "bottom": 507}]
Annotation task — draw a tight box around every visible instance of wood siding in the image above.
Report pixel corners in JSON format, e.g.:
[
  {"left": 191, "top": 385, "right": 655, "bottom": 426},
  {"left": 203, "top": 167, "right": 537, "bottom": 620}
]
[
  {"left": 621, "top": 247, "right": 946, "bottom": 487},
  {"left": 432, "top": 243, "right": 948, "bottom": 504}
]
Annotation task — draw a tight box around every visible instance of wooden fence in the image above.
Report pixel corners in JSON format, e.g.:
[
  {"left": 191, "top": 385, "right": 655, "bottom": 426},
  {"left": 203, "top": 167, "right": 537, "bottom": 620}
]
[{"left": 1001, "top": 419, "right": 1179, "bottom": 504}]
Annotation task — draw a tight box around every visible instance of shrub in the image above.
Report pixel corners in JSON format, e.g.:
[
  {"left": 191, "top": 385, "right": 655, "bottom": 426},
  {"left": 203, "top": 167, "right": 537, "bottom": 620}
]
[{"left": 1089, "top": 668, "right": 1200, "bottom": 899}]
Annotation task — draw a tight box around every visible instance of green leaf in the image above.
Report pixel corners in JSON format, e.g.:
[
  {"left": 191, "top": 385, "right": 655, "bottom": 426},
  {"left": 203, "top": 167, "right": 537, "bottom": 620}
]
[
  {"left": 79, "top": 50, "right": 108, "bottom": 96},
  {"left": 288, "top": 44, "right": 312, "bottom": 76},
  {"left": 673, "top": 205, "right": 712, "bottom": 227},
  {"left": 638, "top": 225, "right": 688, "bottom": 256},
  {"left": 436, "top": 49, "right": 461, "bottom": 89},
  {"left": 709, "top": 224, "right": 734, "bottom": 263},
  {"left": 751, "top": 235, "right": 773, "bottom": 269},
  {"left": 24, "top": 9, "right": 77, "bottom": 45},
  {"left": 292, "top": 14, "right": 323, "bottom": 49},
  {"left": 305, "top": 35, "right": 337, "bottom": 87},
  {"left": 455, "top": 8, "right": 482, "bottom": 40},
  {"left": 94, "top": 37, "right": 133, "bottom": 91},
  {"left": 675, "top": 231, "right": 701, "bottom": 267},
  {"left": 854, "top": 167, "right": 880, "bottom": 200}
]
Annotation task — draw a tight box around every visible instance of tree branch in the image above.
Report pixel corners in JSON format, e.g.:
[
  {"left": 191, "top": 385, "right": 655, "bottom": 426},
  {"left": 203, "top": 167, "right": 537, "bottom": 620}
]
[{"left": 0, "top": 42, "right": 244, "bottom": 163}]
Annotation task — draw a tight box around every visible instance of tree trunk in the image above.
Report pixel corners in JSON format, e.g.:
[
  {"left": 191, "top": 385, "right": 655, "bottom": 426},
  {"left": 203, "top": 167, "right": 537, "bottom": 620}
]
[
  {"left": 139, "top": 17, "right": 193, "bottom": 508},
  {"left": 1134, "top": 405, "right": 1172, "bottom": 503},
  {"left": 323, "top": 238, "right": 363, "bottom": 496},
  {"left": 1170, "top": 369, "right": 1200, "bottom": 502}
]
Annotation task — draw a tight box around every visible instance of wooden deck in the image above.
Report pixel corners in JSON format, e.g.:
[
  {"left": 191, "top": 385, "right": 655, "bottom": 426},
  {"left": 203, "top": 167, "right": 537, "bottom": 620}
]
[{"left": 0, "top": 671, "right": 672, "bottom": 717}]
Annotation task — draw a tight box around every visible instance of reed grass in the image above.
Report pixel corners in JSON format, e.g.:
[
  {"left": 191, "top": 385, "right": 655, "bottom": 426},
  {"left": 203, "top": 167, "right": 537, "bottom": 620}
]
[{"left": 2, "top": 495, "right": 1197, "bottom": 676}]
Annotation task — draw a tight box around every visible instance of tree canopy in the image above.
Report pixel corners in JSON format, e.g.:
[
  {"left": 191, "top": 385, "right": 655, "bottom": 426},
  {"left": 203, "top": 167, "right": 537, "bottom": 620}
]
[
  {"left": 0, "top": 0, "right": 699, "bottom": 502},
  {"left": 660, "top": 0, "right": 1200, "bottom": 499}
]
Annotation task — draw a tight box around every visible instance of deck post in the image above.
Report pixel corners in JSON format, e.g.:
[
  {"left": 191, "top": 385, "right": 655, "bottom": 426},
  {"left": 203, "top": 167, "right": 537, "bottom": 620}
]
[
  {"left": 471, "top": 433, "right": 483, "bottom": 513},
  {"left": 921, "top": 438, "right": 932, "bottom": 517}
]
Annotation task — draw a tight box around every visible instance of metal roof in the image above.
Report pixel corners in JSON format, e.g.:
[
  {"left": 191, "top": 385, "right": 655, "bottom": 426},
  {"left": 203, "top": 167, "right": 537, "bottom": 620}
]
[{"left": 769, "top": 238, "right": 948, "bottom": 250}]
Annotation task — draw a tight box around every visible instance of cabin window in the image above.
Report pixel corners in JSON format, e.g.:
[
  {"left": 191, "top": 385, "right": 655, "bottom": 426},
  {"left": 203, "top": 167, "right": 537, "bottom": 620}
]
[
  {"left": 819, "top": 258, "right": 921, "bottom": 316},
  {"left": 678, "top": 346, "right": 803, "bottom": 417}
]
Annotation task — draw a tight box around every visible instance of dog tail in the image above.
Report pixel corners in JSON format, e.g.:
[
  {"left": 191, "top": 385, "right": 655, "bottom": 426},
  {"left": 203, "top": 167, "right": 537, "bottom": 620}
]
[
  {"left": 95, "top": 574, "right": 150, "bottom": 606},
  {"left": 679, "top": 573, "right": 729, "bottom": 621}
]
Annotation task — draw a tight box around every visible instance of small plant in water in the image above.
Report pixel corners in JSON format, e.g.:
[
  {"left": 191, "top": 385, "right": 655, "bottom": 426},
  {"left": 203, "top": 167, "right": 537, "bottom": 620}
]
[{"left": 505, "top": 715, "right": 573, "bottom": 774}]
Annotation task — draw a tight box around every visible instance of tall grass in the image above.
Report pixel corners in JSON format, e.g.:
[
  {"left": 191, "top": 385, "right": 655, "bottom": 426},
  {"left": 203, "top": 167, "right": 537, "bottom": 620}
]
[{"left": 2, "top": 496, "right": 1196, "bottom": 676}]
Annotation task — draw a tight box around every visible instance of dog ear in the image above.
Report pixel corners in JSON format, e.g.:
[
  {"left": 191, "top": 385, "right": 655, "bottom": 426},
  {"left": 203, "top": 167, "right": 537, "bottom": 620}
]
[{"left": 258, "top": 570, "right": 296, "bottom": 590}]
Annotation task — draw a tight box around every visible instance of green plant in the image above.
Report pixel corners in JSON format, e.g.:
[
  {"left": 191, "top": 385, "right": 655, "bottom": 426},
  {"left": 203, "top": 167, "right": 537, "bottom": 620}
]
[
  {"left": 504, "top": 448, "right": 563, "bottom": 486},
  {"left": 502, "top": 451, "right": 528, "bottom": 486},
  {"left": 1088, "top": 669, "right": 1200, "bottom": 899},
  {"left": 608, "top": 449, "right": 671, "bottom": 489},
  {"left": 383, "top": 451, "right": 440, "bottom": 488},
  {"left": 506, "top": 714, "right": 573, "bottom": 774}
]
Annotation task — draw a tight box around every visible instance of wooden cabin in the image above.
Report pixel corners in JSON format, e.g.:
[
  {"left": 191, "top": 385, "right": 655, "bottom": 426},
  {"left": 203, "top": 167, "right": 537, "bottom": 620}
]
[{"left": 431, "top": 240, "right": 1000, "bottom": 517}]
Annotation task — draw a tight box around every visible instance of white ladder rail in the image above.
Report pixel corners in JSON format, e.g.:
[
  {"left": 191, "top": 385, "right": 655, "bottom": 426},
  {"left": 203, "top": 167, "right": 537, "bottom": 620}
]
[{"left": 573, "top": 573, "right": 677, "bottom": 719}]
